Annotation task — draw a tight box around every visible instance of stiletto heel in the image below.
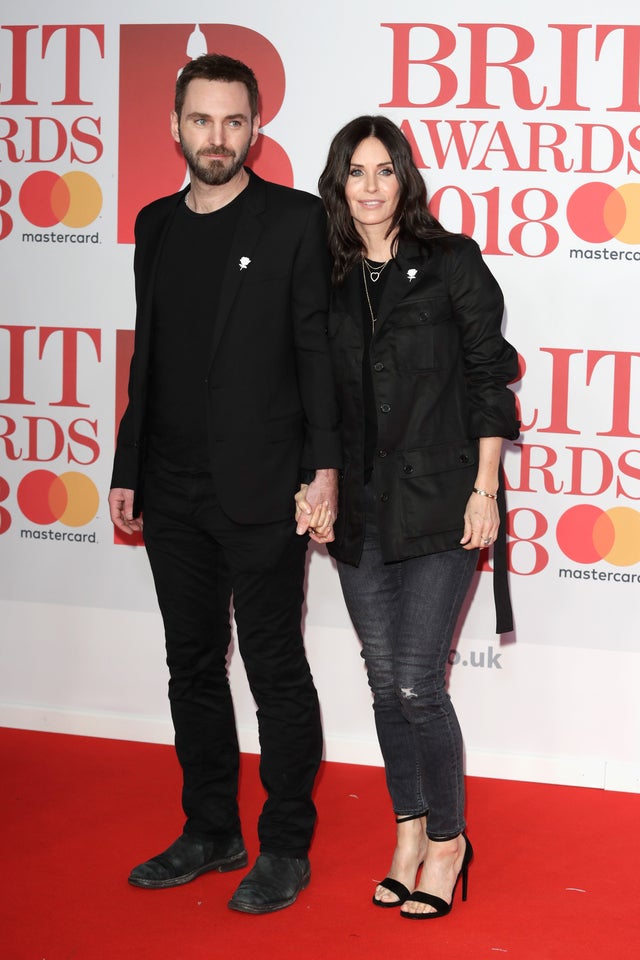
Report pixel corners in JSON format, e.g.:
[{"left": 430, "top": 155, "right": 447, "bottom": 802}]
[
  {"left": 372, "top": 812, "right": 427, "bottom": 909},
  {"left": 400, "top": 833, "right": 473, "bottom": 919},
  {"left": 461, "top": 836, "right": 472, "bottom": 902}
]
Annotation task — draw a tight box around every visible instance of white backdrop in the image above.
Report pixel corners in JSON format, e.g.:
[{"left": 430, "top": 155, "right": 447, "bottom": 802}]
[{"left": 1, "top": 0, "right": 639, "bottom": 792}]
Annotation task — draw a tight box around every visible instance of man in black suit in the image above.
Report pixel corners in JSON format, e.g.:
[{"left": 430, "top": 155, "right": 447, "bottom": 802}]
[{"left": 108, "top": 53, "right": 340, "bottom": 914}]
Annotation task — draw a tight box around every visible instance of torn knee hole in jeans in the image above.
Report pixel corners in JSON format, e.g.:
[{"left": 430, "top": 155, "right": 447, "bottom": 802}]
[{"left": 400, "top": 686, "right": 419, "bottom": 700}]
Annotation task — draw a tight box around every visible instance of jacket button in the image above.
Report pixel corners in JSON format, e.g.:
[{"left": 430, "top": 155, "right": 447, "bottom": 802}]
[
  {"left": 380, "top": 402, "right": 391, "bottom": 413},
  {"left": 378, "top": 449, "right": 387, "bottom": 458},
  {"left": 373, "top": 361, "right": 384, "bottom": 372},
  {"left": 380, "top": 492, "right": 389, "bottom": 502},
  {"left": 403, "top": 464, "right": 414, "bottom": 474},
  {"left": 338, "top": 471, "right": 344, "bottom": 480},
  {"left": 459, "top": 454, "right": 469, "bottom": 463}
]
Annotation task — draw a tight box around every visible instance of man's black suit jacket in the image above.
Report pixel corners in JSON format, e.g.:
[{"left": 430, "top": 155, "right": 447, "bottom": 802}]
[{"left": 111, "top": 170, "right": 341, "bottom": 524}]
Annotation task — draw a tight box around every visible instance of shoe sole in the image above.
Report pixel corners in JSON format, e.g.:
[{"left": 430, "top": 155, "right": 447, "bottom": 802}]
[
  {"left": 128, "top": 849, "right": 249, "bottom": 889},
  {"left": 227, "top": 872, "right": 310, "bottom": 914}
]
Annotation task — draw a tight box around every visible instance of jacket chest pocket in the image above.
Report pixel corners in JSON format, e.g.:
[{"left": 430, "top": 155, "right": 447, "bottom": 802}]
[{"left": 390, "top": 298, "right": 451, "bottom": 372}]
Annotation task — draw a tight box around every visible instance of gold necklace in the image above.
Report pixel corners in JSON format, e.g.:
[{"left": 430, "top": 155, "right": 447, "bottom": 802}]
[
  {"left": 362, "top": 257, "right": 390, "bottom": 283},
  {"left": 361, "top": 260, "right": 377, "bottom": 332}
]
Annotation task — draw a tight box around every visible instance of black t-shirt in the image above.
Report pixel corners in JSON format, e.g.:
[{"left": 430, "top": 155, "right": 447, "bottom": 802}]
[
  {"left": 146, "top": 190, "right": 247, "bottom": 471},
  {"left": 360, "top": 261, "right": 391, "bottom": 481}
]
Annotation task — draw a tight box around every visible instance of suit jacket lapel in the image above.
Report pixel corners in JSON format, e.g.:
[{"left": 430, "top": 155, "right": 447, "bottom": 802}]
[{"left": 136, "top": 189, "right": 187, "bottom": 378}]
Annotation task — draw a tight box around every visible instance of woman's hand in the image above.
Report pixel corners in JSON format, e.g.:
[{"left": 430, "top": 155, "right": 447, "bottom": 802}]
[
  {"left": 460, "top": 490, "right": 499, "bottom": 550},
  {"left": 295, "top": 484, "right": 335, "bottom": 543}
]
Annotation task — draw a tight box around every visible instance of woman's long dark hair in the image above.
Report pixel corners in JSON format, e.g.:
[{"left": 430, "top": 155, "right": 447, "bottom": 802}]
[{"left": 318, "top": 115, "right": 452, "bottom": 285}]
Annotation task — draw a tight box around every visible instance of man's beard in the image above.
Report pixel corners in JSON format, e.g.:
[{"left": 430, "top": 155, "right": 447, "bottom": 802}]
[{"left": 180, "top": 134, "right": 251, "bottom": 186}]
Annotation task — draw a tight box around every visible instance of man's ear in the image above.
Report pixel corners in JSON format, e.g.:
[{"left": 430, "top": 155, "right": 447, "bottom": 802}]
[
  {"left": 170, "top": 111, "right": 180, "bottom": 144},
  {"left": 250, "top": 113, "right": 261, "bottom": 148}
]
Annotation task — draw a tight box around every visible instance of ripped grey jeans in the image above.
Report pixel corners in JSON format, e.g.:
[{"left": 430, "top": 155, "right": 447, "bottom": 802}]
[{"left": 337, "top": 484, "right": 477, "bottom": 840}]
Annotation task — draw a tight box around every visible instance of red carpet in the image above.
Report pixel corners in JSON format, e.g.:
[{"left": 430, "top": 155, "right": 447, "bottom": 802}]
[{"left": 2, "top": 727, "right": 639, "bottom": 959}]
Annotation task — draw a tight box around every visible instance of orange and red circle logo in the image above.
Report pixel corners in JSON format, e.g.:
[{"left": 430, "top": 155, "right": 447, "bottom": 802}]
[
  {"left": 17, "top": 470, "right": 99, "bottom": 527},
  {"left": 566, "top": 182, "right": 640, "bottom": 244},
  {"left": 556, "top": 504, "right": 640, "bottom": 566},
  {"left": 19, "top": 171, "right": 102, "bottom": 228}
]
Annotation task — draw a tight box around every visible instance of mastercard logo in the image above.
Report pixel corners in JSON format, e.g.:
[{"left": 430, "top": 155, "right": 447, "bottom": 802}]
[
  {"left": 17, "top": 470, "right": 99, "bottom": 527},
  {"left": 19, "top": 171, "right": 102, "bottom": 229},
  {"left": 566, "top": 182, "right": 640, "bottom": 244},
  {"left": 556, "top": 504, "right": 640, "bottom": 567}
]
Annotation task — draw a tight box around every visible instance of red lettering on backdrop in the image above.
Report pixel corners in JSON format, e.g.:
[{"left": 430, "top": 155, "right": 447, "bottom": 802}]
[
  {"left": 506, "top": 507, "right": 549, "bottom": 576},
  {"left": 617, "top": 451, "right": 640, "bottom": 499},
  {"left": 506, "top": 443, "right": 564, "bottom": 494},
  {"left": 522, "top": 123, "right": 573, "bottom": 173},
  {"left": 0, "top": 117, "right": 24, "bottom": 162},
  {"left": 458, "top": 23, "right": 545, "bottom": 110},
  {"left": 536, "top": 348, "right": 582, "bottom": 435},
  {"left": 0, "top": 180, "right": 10, "bottom": 240},
  {"left": 69, "top": 116, "right": 103, "bottom": 163},
  {"left": 0, "top": 25, "right": 104, "bottom": 106},
  {"left": 381, "top": 22, "right": 640, "bottom": 113},
  {"left": 24, "top": 416, "right": 65, "bottom": 462},
  {"left": 118, "top": 24, "right": 291, "bottom": 244},
  {"left": 67, "top": 419, "right": 99, "bottom": 465},
  {"left": 41, "top": 25, "right": 105, "bottom": 105},
  {"left": 587, "top": 351, "right": 640, "bottom": 437},
  {"left": 0, "top": 416, "right": 21, "bottom": 459},
  {"left": 597, "top": 25, "right": 640, "bottom": 112},
  {"left": 25, "top": 117, "right": 67, "bottom": 164},
  {"left": 0, "top": 325, "right": 36, "bottom": 405},
  {"left": 547, "top": 24, "right": 591, "bottom": 111},
  {"left": 627, "top": 127, "right": 640, "bottom": 173},
  {"left": 518, "top": 349, "right": 640, "bottom": 438},
  {"left": 417, "top": 119, "right": 485, "bottom": 169},
  {"left": 39, "top": 328, "right": 102, "bottom": 408},
  {"left": 0, "top": 25, "right": 38, "bottom": 105},
  {"left": 575, "top": 124, "right": 625, "bottom": 173},
  {"left": 473, "top": 121, "right": 525, "bottom": 170},
  {"left": 382, "top": 22, "right": 547, "bottom": 109},
  {"left": 566, "top": 446, "right": 613, "bottom": 496},
  {"left": 381, "top": 23, "right": 458, "bottom": 107},
  {"left": 0, "top": 416, "right": 100, "bottom": 464}
]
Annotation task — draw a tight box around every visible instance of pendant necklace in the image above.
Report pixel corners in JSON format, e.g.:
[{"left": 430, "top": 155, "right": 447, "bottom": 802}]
[
  {"left": 362, "top": 256, "right": 390, "bottom": 283},
  {"left": 362, "top": 260, "right": 378, "bottom": 333}
]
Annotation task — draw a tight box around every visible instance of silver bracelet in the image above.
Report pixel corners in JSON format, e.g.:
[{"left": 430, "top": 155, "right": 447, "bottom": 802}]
[{"left": 473, "top": 486, "right": 498, "bottom": 500}]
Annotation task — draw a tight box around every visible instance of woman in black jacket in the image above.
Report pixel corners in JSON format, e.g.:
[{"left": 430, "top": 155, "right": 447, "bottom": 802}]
[{"left": 297, "top": 116, "right": 520, "bottom": 918}]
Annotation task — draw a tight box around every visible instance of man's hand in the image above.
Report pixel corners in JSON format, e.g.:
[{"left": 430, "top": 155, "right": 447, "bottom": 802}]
[
  {"left": 108, "top": 487, "right": 143, "bottom": 535},
  {"left": 295, "top": 468, "right": 338, "bottom": 543}
]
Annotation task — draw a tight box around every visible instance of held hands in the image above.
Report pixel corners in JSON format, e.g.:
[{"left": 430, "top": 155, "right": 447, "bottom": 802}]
[
  {"left": 108, "top": 487, "right": 143, "bottom": 535},
  {"left": 295, "top": 468, "right": 338, "bottom": 544},
  {"left": 460, "top": 489, "right": 499, "bottom": 550}
]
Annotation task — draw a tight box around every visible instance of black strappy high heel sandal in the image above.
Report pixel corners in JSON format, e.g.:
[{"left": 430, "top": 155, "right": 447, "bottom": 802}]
[
  {"left": 372, "top": 812, "right": 427, "bottom": 909},
  {"left": 400, "top": 833, "right": 473, "bottom": 919}
]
